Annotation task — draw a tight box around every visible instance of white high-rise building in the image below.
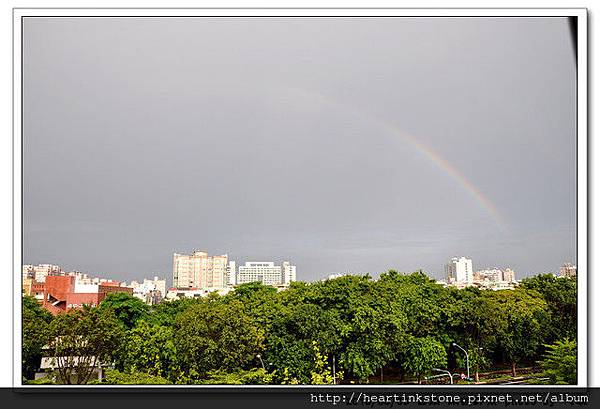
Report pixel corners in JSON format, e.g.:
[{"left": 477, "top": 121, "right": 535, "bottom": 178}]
[
  {"left": 227, "top": 261, "right": 237, "bottom": 286},
  {"left": 22, "top": 264, "right": 63, "bottom": 283},
  {"left": 283, "top": 261, "right": 296, "bottom": 285},
  {"left": 237, "top": 262, "right": 282, "bottom": 286},
  {"left": 173, "top": 251, "right": 228, "bottom": 289},
  {"left": 445, "top": 257, "right": 473, "bottom": 285},
  {"left": 237, "top": 261, "right": 297, "bottom": 286}
]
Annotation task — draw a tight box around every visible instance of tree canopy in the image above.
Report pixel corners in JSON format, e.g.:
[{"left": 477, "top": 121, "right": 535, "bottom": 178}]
[{"left": 24, "top": 273, "right": 577, "bottom": 385}]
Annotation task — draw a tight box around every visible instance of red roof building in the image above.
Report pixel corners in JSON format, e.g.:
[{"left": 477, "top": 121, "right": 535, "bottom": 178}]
[{"left": 42, "top": 275, "right": 132, "bottom": 315}]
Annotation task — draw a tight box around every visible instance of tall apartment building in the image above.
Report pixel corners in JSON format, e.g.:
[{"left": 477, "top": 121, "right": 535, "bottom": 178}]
[
  {"left": 445, "top": 256, "right": 473, "bottom": 285},
  {"left": 282, "top": 261, "right": 296, "bottom": 285},
  {"left": 503, "top": 268, "right": 516, "bottom": 282},
  {"left": 236, "top": 261, "right": 297, "bottom": 286},
  {"left": 559, "top": 263, "right": 577, "bottom": 278},
  {"left": 22, "top": 264, "right": 63, "bottom": 283},
  {"left": 227, "top": 261, "right": 237, "bottom": 286},
  {"left": 473, "top": 268, "right": 502, "bottom": 283},
  {"left": 172, "top": 251, "right": 228, "bottom": 289},
  {"left": 473, "top": 268, "right": 516, "bottom": 284}
]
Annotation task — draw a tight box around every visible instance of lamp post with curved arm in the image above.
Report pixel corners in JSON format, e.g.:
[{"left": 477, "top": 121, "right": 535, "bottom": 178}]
[
  {"left": 257, "top": 353, "right": 265, "bottom": 371},
  {"left": 452, "top": 342, "right": 469, "bottom": 380},
  {"left": 432, "top": 368, "right": 453, "bottom": 385}
]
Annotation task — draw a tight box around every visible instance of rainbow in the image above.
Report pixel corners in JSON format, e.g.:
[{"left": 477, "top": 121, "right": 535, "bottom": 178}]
[
  {"left": 382, "top": 122, "right": 506, "bottom": 230},
  {"left": 281, "top": 86, "right": 506, "bottom": 230}
]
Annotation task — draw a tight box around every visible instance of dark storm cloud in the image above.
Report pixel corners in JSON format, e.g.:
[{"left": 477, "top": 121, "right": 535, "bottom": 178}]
[{"left": 23, "top": 17, "right": 576, "bottom": 283}]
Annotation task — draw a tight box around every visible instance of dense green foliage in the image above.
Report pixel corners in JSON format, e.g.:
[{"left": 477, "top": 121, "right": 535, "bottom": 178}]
[
  {"left": 44, "top": 306, "right": 124, "bottom": 384},
  {"left": 520, "top": 274, "right": 577, "bottom": 341},
  {"left": 98, "top": 292, "right": 149, "bottom": 329},
  {"left": 173, "top": 299, "right": 265, "bottom": 380},
  {"left": 196, "top": 368, "right": 273, "bottom": 385},
  {"left": 23, "top": 273, "right": 577, "bottom": 385},
  {"left": 539, "top": 338, "right": 577, "bottom": 385},
  {"left": 94, "top": 369, "right": 171, "bottom": 385},
  {"left": 22, "top": 295, "right": 53, "bottom": 379}
]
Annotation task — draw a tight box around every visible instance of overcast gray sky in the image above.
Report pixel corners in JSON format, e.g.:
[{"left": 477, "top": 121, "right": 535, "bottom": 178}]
[{"left": 23, "top": 17, "right": 576, "bottom": 284}]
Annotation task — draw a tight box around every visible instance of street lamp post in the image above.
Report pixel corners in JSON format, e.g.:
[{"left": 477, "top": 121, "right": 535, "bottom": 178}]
[
  {"left": 333, "top": 355, "right": 336, "bottom": 385},
  {"left": 452, "top": 342, "right": 469, "bottom": 380},
  {"left": 475, "top": 347, "right": 483, "bottom": 383},
  {"left": 257, "top": 353, "right": 265, "bottom": 371},
  {"left": 432, "top": 368, "right": 453, "bottom": 385}
]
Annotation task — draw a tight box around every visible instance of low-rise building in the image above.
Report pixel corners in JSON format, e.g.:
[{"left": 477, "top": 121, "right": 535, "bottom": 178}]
[
  {"left": 322, "top": 273, "right": 354, "bottom": 281},
  {"left": 144, "top": 289, "right": 163, "bottom": 305},
  {"left": 42, "top": 275, "right": 132, "bottom": 315},
  {"left": 483, "top": 281, "right": 518, "bottom": 291},
  {"left": 472, "top": 267, "right": 517, "bottom": 290},
  {"left": 37, "top": 355, "right": 108, "bottom": 382},
  {"left": 35, "top": 340, "right": 111, "bottom": 382},
  {"left": 128, "top": 276, "right": 167, "bottom": 305},
  {"left": 22, "top": 277, "right": 45, "bottom": 301},
  {"left": 473, "top": 268, "right": 503, "bottom": 283},
  {"left": 164, "top": 287, "right": 232, "bottom": 300}
]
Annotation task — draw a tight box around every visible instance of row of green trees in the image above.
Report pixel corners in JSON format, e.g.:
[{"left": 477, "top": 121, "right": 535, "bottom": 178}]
[{"left": 22, "top": 272, "right": 577, "bottom": 384}]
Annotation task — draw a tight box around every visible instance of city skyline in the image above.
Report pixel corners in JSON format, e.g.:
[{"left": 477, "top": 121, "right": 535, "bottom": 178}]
[
  {"left": 23, "top": 18, "right": 576, "bottom": 283},
  {"left": 22, "top": 252, "right": 574, "bottom": 286}
]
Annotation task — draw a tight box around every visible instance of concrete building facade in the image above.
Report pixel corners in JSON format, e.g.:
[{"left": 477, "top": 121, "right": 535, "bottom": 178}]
[
  {"left": 42, "top": 275, "right": 132, "bottom": 315},
  {"left": 283, "top": 261, "right": 297, "bottom": 285},
  {"left": 236, "top": 261, "right": 297, "bottom": 286},
  {"left": 128, "top": 276, "right": 167, "bottom": 305},
  {"left": 237, "top": 262, "right": 282, "bottom": 286},
  {"left": 22, "top": 264, "right": 63, "bottom": 283},
  {"left": 227, "top": 261, "right": 237, "bottom": 286},
  {"left": 172, "top": 251, "right": 228, "bottom": 289},
  {"left": 165, "top": 287, "right": 233, "bottom": 300},
  {"left": 445, "top": 256, "right": 473, "bottom": 286},
  {"left": 22, "top": 278, "right": 45, "bottom": 301},
  {"left": 473, "top": 268, "right": 503, "bottom": 283},
  {"left": 472, "top": 267, "right": 517, "bottom": 289},
  {"left": 559, "top": 263, "right": 577, "bottom": 278},
  {"left": 502, "top": 268, "right": 516, "bottom": 282}
]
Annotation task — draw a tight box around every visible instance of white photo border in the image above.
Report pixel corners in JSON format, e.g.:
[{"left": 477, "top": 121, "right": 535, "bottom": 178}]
[{"left": 12, "top": 7, "right": 588, "bottom": 388}]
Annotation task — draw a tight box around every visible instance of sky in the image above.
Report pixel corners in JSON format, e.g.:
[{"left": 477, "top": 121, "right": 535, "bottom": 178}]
[{"left": 22, "top": 17, "right": 577, "bottom": 284}]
